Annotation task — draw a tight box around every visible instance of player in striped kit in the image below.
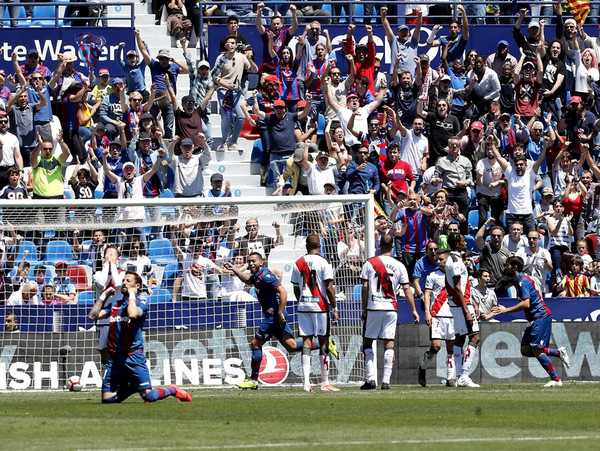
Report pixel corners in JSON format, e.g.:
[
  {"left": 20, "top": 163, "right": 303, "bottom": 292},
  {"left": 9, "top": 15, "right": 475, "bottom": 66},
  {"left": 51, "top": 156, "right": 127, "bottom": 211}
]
[
  {"left": 489, "top": 256, "right": 571, "bottom": 387},
  {"left": 418, "top": 261, "right": 456, "bottom": 387},
  {"left": 291, "top": 234, "right": 339, "bottom": 392},
  {"left": 360, "top": 235, "right": 419, "bottom": 390},
  {"left": 440, "top": 234, "right": 481, "bottom": 387}
]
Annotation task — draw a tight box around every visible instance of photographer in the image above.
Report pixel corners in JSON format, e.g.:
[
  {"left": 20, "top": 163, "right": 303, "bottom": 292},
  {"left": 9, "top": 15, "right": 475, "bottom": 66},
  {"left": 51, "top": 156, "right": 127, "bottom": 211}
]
[{"left": 558, "top": 96, "right": 597, "bottom": 156}]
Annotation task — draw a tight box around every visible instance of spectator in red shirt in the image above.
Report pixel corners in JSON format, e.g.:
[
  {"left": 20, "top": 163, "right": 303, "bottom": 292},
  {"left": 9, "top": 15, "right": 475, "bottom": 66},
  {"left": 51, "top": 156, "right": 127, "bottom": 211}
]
[
  {"left": 379, "top": 143, "right": 416, "bottom": 212},
  {"left": 345, "top": 24, "right": 376, "bottom": 94}
]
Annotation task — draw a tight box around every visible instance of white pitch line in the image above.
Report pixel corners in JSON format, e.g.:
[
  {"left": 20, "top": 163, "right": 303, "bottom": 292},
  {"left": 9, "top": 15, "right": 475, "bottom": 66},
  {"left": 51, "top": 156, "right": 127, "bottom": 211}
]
[{"left": 78, "top": 435, "right": 600, "bottom": 451}]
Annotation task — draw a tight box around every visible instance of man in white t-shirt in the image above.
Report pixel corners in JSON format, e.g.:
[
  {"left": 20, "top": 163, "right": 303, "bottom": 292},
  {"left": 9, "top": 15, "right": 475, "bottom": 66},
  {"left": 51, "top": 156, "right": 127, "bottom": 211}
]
[
  {"left": 502, "top": 222, "right": 529, "bottom": 254},
  {"left": 395, "top": 114, "right": 428, "bottom": 190},
  {"left": 6, "top": 281, "right": 40, "bottom": 305},
  {"left": 515, "top": 230, "right": 553, "bottom": 294},
  {"left": 360, "top": 235, "right": 418, "bottom": 390},
  {"left": 490, "top": 137, "right": 547, "bottom": 234},
  {"left": 291, "top": 234, "right": 339, "bottom": 392},
  {"left": 299, "top": 142, "right": 338, "bottom": 195}
]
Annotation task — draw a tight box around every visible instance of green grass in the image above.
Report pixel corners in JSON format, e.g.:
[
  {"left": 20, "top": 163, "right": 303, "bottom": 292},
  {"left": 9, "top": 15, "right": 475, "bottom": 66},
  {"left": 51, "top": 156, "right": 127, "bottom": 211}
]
[{"left": 2, "top": 383, "right": 600, "bottom": 450}]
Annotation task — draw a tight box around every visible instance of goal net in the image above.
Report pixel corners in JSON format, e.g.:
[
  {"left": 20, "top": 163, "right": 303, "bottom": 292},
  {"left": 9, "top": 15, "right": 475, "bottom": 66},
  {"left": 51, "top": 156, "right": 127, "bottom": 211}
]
[{"left": 0, "top": 194, "right": 374, "bottom": 390}]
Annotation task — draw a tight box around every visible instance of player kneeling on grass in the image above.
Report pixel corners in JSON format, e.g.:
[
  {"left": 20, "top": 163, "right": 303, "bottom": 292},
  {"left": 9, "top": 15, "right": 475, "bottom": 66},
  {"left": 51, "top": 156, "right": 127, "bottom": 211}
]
[
  {"left": 361, "top": 235, "right": 419, "bottom": 390},
  {"left": 291, "top": 234, "right": 340, "bottom": 392},
  {"left": 224, "top": 252, "right": 339, "bottom": 390},
  {"left": 488, "top": 256, "right": 571, "bottom": 387},
  {"left": 88, "top": 271, "right": 193, "bottom": 403}
]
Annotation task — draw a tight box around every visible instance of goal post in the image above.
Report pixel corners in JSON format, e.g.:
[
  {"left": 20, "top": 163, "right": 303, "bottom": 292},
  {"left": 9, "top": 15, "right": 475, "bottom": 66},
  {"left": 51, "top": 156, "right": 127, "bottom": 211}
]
[{"left": 0, "top": 194, "right": 374, "bottom": 390}]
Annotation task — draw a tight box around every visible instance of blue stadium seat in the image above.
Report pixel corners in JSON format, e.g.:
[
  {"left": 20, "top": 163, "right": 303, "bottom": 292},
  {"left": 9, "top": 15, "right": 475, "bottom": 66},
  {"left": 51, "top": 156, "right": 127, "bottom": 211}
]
[
  {"left": 465, "top": 235, "right": 478, "bottom": 253},
  {"left": 160, "top": 262, "right": 181, "bottom": 289},
  {"left": 77, "top": 290, "right": 96, "bottom": 306},
  {"left": 44, "top": 240, "right": 75, "bottom": 265},
  {"left": 250, "top": 139, "right": 263, "bottom": 164},
  {"left": 534, "top": 190, "right": 541, "bottom": 205},
  {"left": 148, "top": 238, "right": 177, "bottom": 265},
  {"left": 351, "top": 284, "right": 362, "bottom": 302},
  {"left": 316, "top": 114, "right": 326, "bottom": 139},
  {"left": 468, "top": 210, "right": 479, "bottom": 234},
  {"left": 148, "top": 288, "right": 172, "bottom": 303},
  {"left": 32, "top": 5, "right": 61, "bottom": 27},
  {"left": 14, "top": 240, "right": 39, "bottom": 263},
  {"left": 159, "top": 189, "right": 176, "bottom": 218}
]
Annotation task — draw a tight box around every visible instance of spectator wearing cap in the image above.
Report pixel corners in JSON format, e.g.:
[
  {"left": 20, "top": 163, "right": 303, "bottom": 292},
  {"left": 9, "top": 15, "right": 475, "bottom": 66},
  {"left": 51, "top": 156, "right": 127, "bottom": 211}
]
[
  {"left": 296, "top": 22, "right": 332, "bottom": 101},
  {"left": 50, "top": 261, "right": 77, "bottom": 303},
  {"left": 513, "top": 55, "right": 543, "bottom": 122},
  {"left": 427, "top": 5, "right": 469, "bottom": 66},
  {"left": 204, "top": 172, "right": 233, "bottom": 217},
  {"left": 467, "top": 53, "right": 501, "bottom": 117},
  {"left": 166, "top": 135, "right": 211, "bottom": 197},
  {"left": 513, "top": 9, "right": 543, "bottom": 64},
  {"left": 253, "top": 92, "right": 311, "bottom": 187},
  {"left": 345, "top": 24, "right": 376, "bottom": 94},
  {"left": 299, "top": 140, "right": 339, "bottom": 195},
  {"left": 121, "top": 85, "right": 157, "bottom": 142},
  {"left": 460, "top": 120, "right": 486, "bottom": 164},
  {"left": 5, "top": 83, "right": 46, "bottom": 168},
  {"left": 272, "top": 142, "right": 312, "bottom": 196},
  {"left": 173, "top": 85, "right": 217, "bottom": 151},
  {"left": 91, "top": 68, "right": 113, "bottom": 101},
  {"left": 99, "top": 138, "right": 129, "bottom": 199},
  {"left": 55, "top": 52, "right": 92, "bottom": 97},
  {"left": 294, "top": 99, "right": 317, "bottom": 144},
  {"left": 243, "top": 74, "right": 282, "bottom": 155},
  {"left": 138, "top": 29, "right": 189, "bottom": 140},
  {"left": 381, "top": 6, "right": 422, "bottom": 77},
  {"left": 180, "top": 38, "right": 214, "bottom": 112},
  {"left": 558, "top": 95, "right": 597, "bottom": 154},
  {"left": 99, "top": 77, "right": 127, "bottom": 141},
  {"left": 120, "top": 33, "right": 148, "bottom": 99},
  {"left": 20, "top": 49, "right": 51, "bottom": 81},
  {"left": 166, "top": 0, "right": 193, "bottom": 43},
  {"left": 212, "top": 35, "right": 259, "bottom": 152},
  {"left": 427, "top": 73, "right": 474, "bottom": 121},
  {"left": 256, "top": 3, "right": 298, "bottom": 63},
  {"left": 486, "top": 40, "right": 518, "bottom": 78}
]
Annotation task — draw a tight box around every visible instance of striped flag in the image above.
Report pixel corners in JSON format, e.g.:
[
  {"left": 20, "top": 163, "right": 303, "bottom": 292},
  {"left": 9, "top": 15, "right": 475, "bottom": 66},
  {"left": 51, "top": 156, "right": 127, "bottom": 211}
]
[{"left": 569, "top": 0, "right": 591, "bottom": 26}]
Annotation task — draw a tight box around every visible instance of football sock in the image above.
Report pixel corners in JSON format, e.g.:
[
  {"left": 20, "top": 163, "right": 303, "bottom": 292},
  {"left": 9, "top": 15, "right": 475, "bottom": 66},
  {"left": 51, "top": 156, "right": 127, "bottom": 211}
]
[
  {"left": 420, "top": 346, "right": 440, "bottom": 369},
  {"left": 454, "top": 345, "right": 463, "bottom": 376},
  {"left": 364, "top": 348, "right": 375, "bottom": 382},
  {"left": 142, "top": 387, "right": 174, "bottom": 403},
  {"left": 302, "top": 347, "right": 311, "bottom": 385},
  {"left": 251, "top": 348, "right": 263, "bottom": 381},
  {"left": 543, "top": 347, "right": 560, "bottom": 357},
  {"left": 319, "top": 348, "right": 329, "bottom": 385},
  {"left": 382, "top": 348, "right": 394, "bottom": 385},
  {"left": 447, "top": 354, "right": 456, "bottom": 380},
  {"left": 462, "top": 343, "right": 479, "bottom": 377},
  {"left": 537, "top": 353, "right": 559, "bottom": 380}
]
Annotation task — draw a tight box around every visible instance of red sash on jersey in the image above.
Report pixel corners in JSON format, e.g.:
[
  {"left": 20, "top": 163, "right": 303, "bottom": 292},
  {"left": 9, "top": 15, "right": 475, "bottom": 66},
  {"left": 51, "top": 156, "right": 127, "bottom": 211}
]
[
  {"left": 296, "top": 256, "right": 327, "bottom": 311},
  {"left": 369, "top": 256, "right": 397, "bottom": 310},
  {"left": 429, "top": 288, "right": 448, "bottom": 316}
]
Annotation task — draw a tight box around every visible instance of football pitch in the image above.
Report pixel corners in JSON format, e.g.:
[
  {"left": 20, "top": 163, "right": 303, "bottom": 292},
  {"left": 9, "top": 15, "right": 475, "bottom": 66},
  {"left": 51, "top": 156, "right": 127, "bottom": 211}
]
[{"left": 3, "top": 383, "right": 600, "bottom": 451}]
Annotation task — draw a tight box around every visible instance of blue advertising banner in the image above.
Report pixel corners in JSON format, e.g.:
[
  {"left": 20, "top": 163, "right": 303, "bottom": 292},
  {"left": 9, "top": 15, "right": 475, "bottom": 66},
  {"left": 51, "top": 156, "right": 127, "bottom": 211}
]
[
  {"left": 0, "top": 27, "right": 135, "bottom": 78},
  {"left": 207, "top": 24, "right": 599, "bottom": 70}
]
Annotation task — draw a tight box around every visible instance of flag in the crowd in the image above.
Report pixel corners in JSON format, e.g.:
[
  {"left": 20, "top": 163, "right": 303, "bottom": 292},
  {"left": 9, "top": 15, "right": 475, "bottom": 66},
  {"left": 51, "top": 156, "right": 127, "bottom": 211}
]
[
  {"left": 76, "top": 33, "right": 106, "bottom": 68},
  {"left": 569, "top": 0, "right": 591, "bottom": 26}
]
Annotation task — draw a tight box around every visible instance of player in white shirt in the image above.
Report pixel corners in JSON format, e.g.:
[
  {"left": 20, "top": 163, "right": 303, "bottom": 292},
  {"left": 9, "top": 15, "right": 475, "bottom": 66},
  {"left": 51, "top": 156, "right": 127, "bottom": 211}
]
[
  {"left": 418, "top": 268, "right": 456, "bottom": 387},
  {"left": 360, "top": 235, "right": 419, "bottom": 390},
  {"left": 441, "top": 234, "right": 481, "bottom": 388},
  {"left": 291, "top": 234, "right": 339, "bottom": 392}
]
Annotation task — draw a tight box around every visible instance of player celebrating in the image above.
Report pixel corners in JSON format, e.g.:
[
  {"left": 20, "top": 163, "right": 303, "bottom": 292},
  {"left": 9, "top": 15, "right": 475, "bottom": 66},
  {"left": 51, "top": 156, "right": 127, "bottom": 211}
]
[
  {"left": 225, "top": 252, "right": 338, "bottom": 390},
  {"left": 360, "top": 235, "right": 419, "bottom": 390},
  {"left": 489, "top": 256, "right": 571, "bottom": 387},
  {"left": 291, "top": 234, "right": 340, "bottom": 392},
  {"left": 446, "top": 233, "right": 481, "bottom": 388},
  {"left": 88, "top": 271, "right": 193, "bottom": 403},
  {"left": 418, "top": 258, "right": 455, "bottom": 387}
]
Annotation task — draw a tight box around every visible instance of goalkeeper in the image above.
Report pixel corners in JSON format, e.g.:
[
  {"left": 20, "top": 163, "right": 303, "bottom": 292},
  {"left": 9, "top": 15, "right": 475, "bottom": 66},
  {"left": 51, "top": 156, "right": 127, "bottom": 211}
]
[{"left": 224, "top": 252, "right": 338, "bottom": 390}]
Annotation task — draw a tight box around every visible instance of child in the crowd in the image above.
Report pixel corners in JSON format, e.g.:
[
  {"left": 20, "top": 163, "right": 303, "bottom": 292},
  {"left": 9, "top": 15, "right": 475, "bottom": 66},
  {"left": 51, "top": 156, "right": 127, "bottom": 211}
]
[
  {"left": 574, "top": 238, "right": 593, "bottom": 270},
  {"left": 558, "top": 256, "right": 590, "bottom": 297}
]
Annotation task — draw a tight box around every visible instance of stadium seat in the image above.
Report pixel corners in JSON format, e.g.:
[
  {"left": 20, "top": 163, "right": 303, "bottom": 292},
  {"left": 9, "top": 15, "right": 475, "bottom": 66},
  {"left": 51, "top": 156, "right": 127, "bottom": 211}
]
[
  {"left": 240, "top": 114, "right": 260, "bottom": 140},
  {"left": 14, "top": 240, "right": 39, "bottom": 263},
  {"left": 250, "top": 139, "right": 263, "bottom": 164},
  {"left": 351, "top": 284, "right": 362, "bottom": 302},
  {"left": 148, "top": 238, "right": 177, "bottom": 265},
  {"left": 67, "top": 265, "right": 92, "bottom": 291},
  {"left": 148, "top": 288, "right": 172, "bottom": 303},
  {"left": 468, "top": 210, "right": 480, "bottom": 235},
  {"left": 316, "top": 114, "right": 326, "bottom": 139},
  {"left": 534, "top": 190, "right": 541, "bottom": 205},
  {"left": 161, "top": 262, "right": 181, "bottom": 289},
  {"left": 159, "top": 189, "right": 176, "bottom": 219},
  {"left": 44, "top": 240, "right": 75, "bottom": 265},
  {"left": 32, "top": 5, "right": 61, "bottom": 27},
  {"left": 77, "top": 290, "right": 96, "bottom": 306},
  {"left": 465, "top": 235, "right": 478, "bottom": 253}
]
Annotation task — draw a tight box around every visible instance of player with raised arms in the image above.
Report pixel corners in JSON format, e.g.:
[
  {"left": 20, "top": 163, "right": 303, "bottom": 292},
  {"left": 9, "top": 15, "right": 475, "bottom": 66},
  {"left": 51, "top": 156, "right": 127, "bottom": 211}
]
[
  {"left": 488, "top": 256, "right": 571, "bottom": 387},
  {"left": 291, "top": 234, "right": 340, "bottom": 392},
  {"left": 88, "top": 271, "right": 193, "bottom": 403},
  {"left": 360, "top": 234, "right": 419, "bottom": 390}
]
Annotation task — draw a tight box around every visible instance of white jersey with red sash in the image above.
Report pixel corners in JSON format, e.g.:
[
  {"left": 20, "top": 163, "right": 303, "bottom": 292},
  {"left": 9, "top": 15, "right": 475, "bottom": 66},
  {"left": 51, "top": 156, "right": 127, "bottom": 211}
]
[
  {"left": 426, "top": 269, "right": 451, "bottom": 317},
  {"left": 360, "top": 255, "right": 409, "bottom": 311},
  {"left": 291, "top": 254, "right": 333, "bottom": 312},
  {"left": 445, "top": 251, "right": 471, "bottom": 307}
]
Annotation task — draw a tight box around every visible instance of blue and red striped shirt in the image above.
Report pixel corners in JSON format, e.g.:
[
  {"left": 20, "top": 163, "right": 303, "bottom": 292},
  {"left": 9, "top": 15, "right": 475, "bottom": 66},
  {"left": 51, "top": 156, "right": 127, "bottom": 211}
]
[
  {"left": 103, "top": 295, "right": 149, "bottom": 355},
  {"left": 517, "top": 273, "right": 551, "bottom": 321},
  {"left": 394, "top": 208, "right": 429, "bottom": 253}
]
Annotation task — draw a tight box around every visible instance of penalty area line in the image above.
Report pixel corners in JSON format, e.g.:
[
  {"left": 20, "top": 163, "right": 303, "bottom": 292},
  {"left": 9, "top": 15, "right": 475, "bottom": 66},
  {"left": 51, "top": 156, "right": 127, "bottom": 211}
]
[{"left": 79, "top": 435, "right": 600, "bottom": 451}]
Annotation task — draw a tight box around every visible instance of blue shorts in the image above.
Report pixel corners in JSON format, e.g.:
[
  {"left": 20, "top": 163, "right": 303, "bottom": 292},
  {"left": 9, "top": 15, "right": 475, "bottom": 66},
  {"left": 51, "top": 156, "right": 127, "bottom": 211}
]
[
  {"left": 256, "top": 311, "right": 294, "bottom": 342},
  {"left": 102, "top": 350, "right": 152, "bottom": 393},
  {"left": 522, "top": 315, "right": 552, "bottom": 349}
]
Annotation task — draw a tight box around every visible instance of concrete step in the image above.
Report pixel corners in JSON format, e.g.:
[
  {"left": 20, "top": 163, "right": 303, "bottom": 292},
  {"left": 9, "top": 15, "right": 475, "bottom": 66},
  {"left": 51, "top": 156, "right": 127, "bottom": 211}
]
[{"left": 207, "top": 161, "right": 258, "bottom": 176}]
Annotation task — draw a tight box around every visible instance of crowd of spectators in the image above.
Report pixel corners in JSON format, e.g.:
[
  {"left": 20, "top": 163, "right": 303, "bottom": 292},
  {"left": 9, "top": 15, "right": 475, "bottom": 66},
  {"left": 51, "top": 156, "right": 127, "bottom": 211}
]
[{"left": 2, "top": 2, "right": 600, "bottom": 305}]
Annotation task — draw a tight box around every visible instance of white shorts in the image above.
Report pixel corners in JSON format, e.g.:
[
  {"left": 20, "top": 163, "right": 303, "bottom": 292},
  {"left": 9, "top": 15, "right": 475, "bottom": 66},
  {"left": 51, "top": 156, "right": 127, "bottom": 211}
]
[
  {"left": 298, "top": 311, "right": 330, "bottom": 337},
  {"left": 97, "top": 325, "right": 109, "bottom": 351},
  {"left": 364, "top": 310, "right": 397, "bottom": 340},
  {"left": 430, "top": 316, "right": 455, "bottom": 341},
  {"left": 451, "top": 304, "right": 480, "bottom": 337}
]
